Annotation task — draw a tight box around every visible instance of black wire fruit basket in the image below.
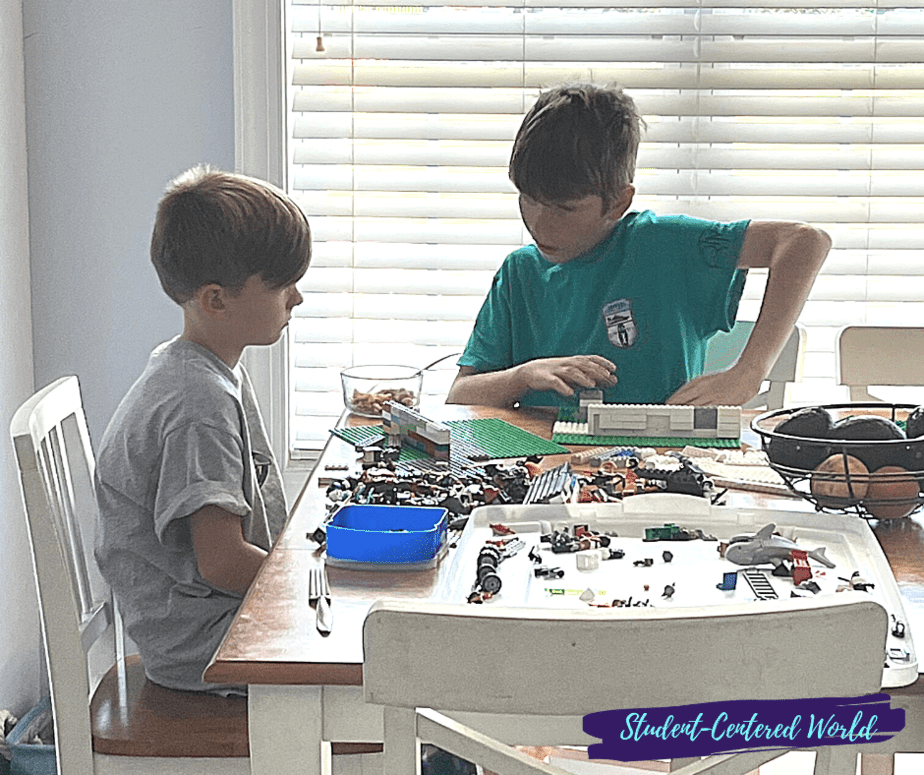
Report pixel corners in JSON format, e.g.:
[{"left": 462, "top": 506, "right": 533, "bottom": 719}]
[{"left": 751, "top": 402, "right": 924, "bottom": 519}]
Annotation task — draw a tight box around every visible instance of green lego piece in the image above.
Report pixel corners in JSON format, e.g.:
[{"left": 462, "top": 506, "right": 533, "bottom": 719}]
[
  {"left": 330, "top": 425, "right": 386, "bottom": 446},
  {"left": 332, "top": 418, "right": 569, "bottom": 461},
  {"left": 552, "top": 432, "right": 739, "bottom": 448},
  {"left": 444, "top": 418, "right": 569, "bottom": 459}
]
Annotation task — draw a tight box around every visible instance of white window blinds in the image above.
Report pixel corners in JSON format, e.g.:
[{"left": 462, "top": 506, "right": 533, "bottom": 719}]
[{"left": 285, "top": 1, "right": 924, "bottom": 453}]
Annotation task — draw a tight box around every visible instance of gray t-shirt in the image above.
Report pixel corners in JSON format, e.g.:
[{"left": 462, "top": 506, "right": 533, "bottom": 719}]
[{"left": 94, "top": 338, "right": 287, "bottom": 691}]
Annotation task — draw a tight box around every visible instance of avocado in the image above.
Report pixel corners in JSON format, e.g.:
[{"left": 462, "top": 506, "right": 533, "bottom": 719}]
[
  {"left": 899, "top": 408, "right": 924, "bottom": 492},
  {"left": 829, "top": 415, "right": 906, "bottom": 472},
  {"left": 766, "top": 407, "right": 834, "bottom": 471},
  {"left": 905, "top": 406, "right": 924, "bottom": 439},
  {"left": 830, "top": 415, "right": 906, "bottom": 441}
]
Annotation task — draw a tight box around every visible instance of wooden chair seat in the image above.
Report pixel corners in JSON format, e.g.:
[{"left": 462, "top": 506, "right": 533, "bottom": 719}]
[
  {"left": 90, "top": 655, "right": 249, "bottom": 758},
  {"left": 90, "top": 658, "right": 384, "bottom": 759}
]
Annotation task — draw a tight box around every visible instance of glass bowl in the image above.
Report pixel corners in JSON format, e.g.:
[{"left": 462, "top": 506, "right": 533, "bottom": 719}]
[{"left": 341, "top": 365, "right": 422, "bottom": 418}]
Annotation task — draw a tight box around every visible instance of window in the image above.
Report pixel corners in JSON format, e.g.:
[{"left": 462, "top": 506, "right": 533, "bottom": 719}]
[{"left": 235, "top": 1, "right": 924, "bottom": 458}]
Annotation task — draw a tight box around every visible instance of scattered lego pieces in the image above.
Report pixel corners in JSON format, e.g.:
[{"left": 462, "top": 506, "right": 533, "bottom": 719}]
[
  {"left": 540, "top": 525, "right": 611, "bottom": 554},
  {"left": 644, "top": 523, "right": 703, "bottom": 542},
  {"left": 838, "top": 571, "right": 875, "bottom": 592},
  {"left": 630, "top": 456, "right": 714, "bottom": 498},
  {"left": 523, "top": 462, "right": 579, "bottom": 504}
]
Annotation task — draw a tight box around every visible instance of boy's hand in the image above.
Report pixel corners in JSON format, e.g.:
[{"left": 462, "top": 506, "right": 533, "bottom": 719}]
[
  {"left": 516, "top": 355, "right": 618, "bottom": 397},
  {"left": 665, "top": 364, "right": 764, "bottom": 407}
]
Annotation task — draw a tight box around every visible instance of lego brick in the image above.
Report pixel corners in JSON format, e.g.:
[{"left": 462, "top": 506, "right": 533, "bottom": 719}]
[
  {"left": 693, "top": 407, "right": 718, "bottom": 429},
  {"left": 669, "top": 406, "right": 694, "bottom": 431}
]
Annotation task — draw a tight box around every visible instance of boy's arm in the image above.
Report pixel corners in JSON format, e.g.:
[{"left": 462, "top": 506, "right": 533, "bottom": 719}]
[
  {"left": 667, "top": 220, "right": 831, "bottom": 407},
  {"left": 446, "top": 356, "right": 618, "bottom": 408},
  {"left": 190, "top": 505, "right": 268, "bottom": 596}
]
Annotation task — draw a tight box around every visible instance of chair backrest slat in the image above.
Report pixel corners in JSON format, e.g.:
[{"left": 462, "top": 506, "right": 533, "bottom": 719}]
[
  {"left": 364, "top": 597, "right": 887, "bottom": 717},
  {"left": 11, "top": 376, "right": 109, "bottom": 774},
  {"left": 42, "top": 423, "right": 95, "bottom": 617},
  {"left": 837, "top": 325, "right": 924, "bottom": 402}
]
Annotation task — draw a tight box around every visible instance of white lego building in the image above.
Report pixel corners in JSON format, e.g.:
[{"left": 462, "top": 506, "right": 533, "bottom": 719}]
[{"left": 584, "top": 403, "right": 741, "bottom": 439}]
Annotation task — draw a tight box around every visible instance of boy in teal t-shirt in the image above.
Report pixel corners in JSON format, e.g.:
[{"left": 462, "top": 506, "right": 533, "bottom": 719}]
[{"left": 447, "top": 84, "right": 831, "bottom": 409}]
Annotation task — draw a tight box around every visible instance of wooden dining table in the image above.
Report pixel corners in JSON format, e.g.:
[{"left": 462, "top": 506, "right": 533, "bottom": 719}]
[{"left": 204, "top": 404, "right": 924, "bottom": 775}]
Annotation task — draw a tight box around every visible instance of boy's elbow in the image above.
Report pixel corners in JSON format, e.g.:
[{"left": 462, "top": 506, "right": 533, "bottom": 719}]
[
  {"left": 800, "top": 224, "right": 832, "bottom": 274},
  {"left": 445, "top": 367, "right": 476, "bottom": 404},
  {"left": 805, "top": 223, "right": 832, "bottom": 255},
  {"left": 778, "top": 222, "right": 831, "bottom": 270},
  {"left": 196, "top": 550, "right": 261, "bottom": 596}
]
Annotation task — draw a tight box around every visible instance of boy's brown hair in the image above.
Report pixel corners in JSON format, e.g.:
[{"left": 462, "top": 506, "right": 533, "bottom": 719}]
[
  {"left": 151, "top": 166, "right": 312, "bottom": 304},
  {"left": 509, "top": 83, "right": 645, "bottom": 210}
]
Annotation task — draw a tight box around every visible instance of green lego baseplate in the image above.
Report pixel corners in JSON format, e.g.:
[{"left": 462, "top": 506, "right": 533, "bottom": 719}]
[
  {"left": 330, "top": 417, "right": 569, "bottom": 461},
  {"left": 445, "top": 418, "right": 569, "bottom": 459},
  {"left": 551, "top": 432, "right": 740, "bottom": 448}
]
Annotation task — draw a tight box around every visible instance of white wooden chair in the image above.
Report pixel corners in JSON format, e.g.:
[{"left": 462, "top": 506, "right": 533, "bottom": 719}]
[
  {"left": 363, "top": 596, "right": 888, "bottom": 775},
  {"left": 836, "top": 326, "right": 924, "bottom": 402},
  {"left": 704, "top": 321, "right": 806, "bottom": 409},
  {"left": 10, "top": 376, "right": 250, "bottom": 774}
]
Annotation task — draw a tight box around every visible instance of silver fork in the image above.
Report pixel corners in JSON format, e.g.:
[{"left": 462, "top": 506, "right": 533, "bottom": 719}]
[{"left": 308, "top": 567, "right": 333, "bottom": 635}]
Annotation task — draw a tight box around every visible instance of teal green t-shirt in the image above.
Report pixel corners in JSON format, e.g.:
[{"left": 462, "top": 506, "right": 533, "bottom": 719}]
[{"left": 458, "top": 210, "right": 749, "bottom": 407}]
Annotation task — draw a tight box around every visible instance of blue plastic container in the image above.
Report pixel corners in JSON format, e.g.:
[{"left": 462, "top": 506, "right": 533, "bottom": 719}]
[
  {"left": 326, "top": 504, "right": 448, "bottom": 565},
  {"left": 7, "top": 697, "right": 55, "bottom": 775}
]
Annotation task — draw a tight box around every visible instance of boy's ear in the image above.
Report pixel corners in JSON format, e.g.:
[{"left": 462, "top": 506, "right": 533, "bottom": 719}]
[
  {"left": 605, "top": 185, "right": 636, "bottom": 221},
  {"left": 192, "top": 284, "right": 228, "bottom": 318}
]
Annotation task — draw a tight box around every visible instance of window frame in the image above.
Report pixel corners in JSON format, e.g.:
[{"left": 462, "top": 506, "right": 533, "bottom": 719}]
[{"left": 233, "top": 0, "right": 316, "bottom": 496}]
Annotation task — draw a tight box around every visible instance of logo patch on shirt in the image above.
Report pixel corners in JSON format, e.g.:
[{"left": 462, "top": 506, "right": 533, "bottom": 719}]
[{"left": 602, "top": 298, "right": 638, "bottom": 349}]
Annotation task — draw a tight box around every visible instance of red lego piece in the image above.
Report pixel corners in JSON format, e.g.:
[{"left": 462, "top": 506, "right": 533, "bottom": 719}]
[{"left": 791, "top": 549, "right": 812, "bottom": 586}]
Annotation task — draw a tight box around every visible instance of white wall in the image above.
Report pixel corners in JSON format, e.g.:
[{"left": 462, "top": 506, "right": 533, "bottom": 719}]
[
  {"left": 0, "top": 0, "right": 40, "bottom": 716},
  {"left": 23, "top": 0, "right": 236, "bottom": 443},
  {"left": 0, "top": 0, "right": 236, "bottom": 714}
]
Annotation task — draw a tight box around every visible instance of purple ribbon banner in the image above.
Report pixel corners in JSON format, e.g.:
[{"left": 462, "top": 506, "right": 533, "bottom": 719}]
[{"left": 585, "top": 694, "right": 904, "bottom": 760}]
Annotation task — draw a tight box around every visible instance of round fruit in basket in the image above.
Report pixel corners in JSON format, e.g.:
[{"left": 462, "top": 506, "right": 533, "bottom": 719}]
[
  {"left": 906, "top": 406, "right": 924, "bottom": 438},
  {"left": 865, "top": 465, "right": 920, "bottom": 519},
  {"left": 810, "top": 453, "right": 869, "bottom": 507},
  {"left": 766, "top": 406, "right": 834, "bottom": 471},
  {"left": 828, "top": 415, "right": 906, "bottom": 472}
]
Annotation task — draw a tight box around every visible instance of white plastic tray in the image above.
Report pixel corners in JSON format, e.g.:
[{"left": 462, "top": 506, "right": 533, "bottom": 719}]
[{"left": 436, "top": 494, "right": 918, "bottom": 688}]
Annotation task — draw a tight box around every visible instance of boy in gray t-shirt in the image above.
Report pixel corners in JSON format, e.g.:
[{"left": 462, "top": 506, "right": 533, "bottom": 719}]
[{"left": 94, "top": 166, "right": 310, "bottom": 692}]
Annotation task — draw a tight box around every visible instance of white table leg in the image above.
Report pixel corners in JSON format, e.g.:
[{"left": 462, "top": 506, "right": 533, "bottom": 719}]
[{"left": 249, "top": 685, "right": 327, "bottom": 775}]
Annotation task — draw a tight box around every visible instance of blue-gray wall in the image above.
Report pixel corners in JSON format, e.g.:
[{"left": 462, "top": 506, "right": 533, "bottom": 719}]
[{"left": 0, "top": 0, "right": 236, "bottom": 715}]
